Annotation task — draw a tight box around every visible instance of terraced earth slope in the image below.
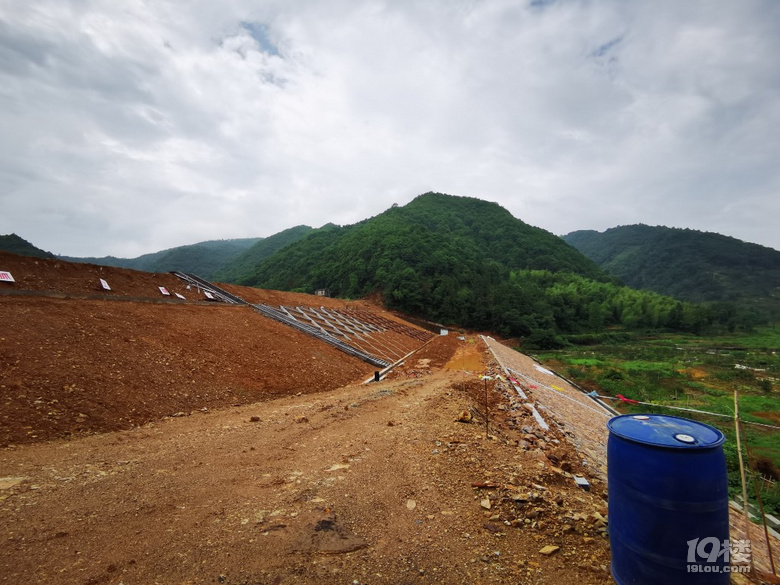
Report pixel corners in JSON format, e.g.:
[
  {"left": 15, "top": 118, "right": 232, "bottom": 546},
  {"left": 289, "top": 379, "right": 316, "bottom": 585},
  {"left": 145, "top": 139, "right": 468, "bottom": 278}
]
[{"left": 0, "top": 251, "right": 429, "bottom": 446}]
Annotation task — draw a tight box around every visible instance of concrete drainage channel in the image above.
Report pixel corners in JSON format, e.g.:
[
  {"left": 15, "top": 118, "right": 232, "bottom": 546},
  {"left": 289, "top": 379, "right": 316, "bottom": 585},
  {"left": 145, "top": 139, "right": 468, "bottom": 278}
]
[
  {"left": 482, "top": 335, "right": 555, "bottom": 432},
  {"left": 480, "top": 334, "right": 608, "bottom": 492}
]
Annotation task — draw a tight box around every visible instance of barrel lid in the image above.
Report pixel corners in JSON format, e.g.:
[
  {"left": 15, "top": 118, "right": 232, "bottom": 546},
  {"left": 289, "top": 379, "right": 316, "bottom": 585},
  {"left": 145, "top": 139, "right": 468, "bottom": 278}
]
[{"left": 607, "top": 414, "right": 725, "bottom": 449}]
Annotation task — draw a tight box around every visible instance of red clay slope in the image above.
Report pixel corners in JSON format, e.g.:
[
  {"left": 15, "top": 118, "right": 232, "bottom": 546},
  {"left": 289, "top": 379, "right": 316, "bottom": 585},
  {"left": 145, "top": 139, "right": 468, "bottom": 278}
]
[{"left": 0, "top": 251, "right": 431, "bottom": 446}]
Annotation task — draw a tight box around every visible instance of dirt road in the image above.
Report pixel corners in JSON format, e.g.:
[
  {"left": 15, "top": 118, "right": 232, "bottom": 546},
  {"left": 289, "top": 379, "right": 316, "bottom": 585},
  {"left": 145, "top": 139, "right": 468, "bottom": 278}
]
[{"left": 0, "top": 338, "right": 614, "bottom": 585}]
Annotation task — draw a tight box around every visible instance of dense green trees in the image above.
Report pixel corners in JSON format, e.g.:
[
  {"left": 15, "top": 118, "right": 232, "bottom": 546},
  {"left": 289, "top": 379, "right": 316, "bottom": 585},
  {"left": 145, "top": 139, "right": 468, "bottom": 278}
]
[
  {"left": 236, "top": 193, "right": 755, "bottom": 347},
  {"left": 564, "top": 224, "right": 780, "bottom": 305},
  {"left": 214, "top": 225, "right": 313, "bottom": 282}
]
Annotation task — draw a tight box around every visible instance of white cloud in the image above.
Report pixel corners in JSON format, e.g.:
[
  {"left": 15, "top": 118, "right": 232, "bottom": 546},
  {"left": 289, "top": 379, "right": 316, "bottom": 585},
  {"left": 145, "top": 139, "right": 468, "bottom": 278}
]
[{"left": 0, "top": 0, "right": 778, "bottom": 257}]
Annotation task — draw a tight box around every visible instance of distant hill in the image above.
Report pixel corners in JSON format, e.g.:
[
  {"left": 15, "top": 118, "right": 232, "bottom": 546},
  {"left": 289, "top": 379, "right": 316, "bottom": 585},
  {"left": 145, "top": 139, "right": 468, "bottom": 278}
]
[
  {"left": 240, "top": 193, "right": 681, "bottom": 341},
  {"left": 563, "top": 225, "right": 780, "bottom": 304},
  {"left": 235, "top": 195, "right": 766, "bottom": 341},
  {"left": 245, "top": 193, "right": 606, "bottom": 290},
  {"left": 0, "top": 234, "right": 55, "bottom": 259},
  {"left": 60, "top": 238, "right": 262, "bottom": 280},
  {"left": 214, "top": 225, "right": 314, "bottom": 283}
]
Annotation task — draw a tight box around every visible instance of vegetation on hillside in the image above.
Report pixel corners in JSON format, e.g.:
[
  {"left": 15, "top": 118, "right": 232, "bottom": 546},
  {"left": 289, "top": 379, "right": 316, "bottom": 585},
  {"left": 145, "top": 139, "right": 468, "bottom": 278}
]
[
  {"left": 235, "top": 193, "right": 753, "bottom": 346},
  {"left": 60, "top": 237, "right": 262, "bottom": 280},
  {"left": 0, "top": 233, "right": 55, "bottom": 259},
  {"left": 564, "top": 225, "right": 780, "bottom": 313},
  {"left": 213, "top": 225, "right": 313, "bottom": 283}
]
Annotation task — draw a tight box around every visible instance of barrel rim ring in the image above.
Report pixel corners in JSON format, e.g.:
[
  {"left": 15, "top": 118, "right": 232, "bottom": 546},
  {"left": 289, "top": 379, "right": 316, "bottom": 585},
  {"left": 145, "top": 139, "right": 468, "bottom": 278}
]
[{"left": 607, "top": 413, "right": 725, "bottom": 449}]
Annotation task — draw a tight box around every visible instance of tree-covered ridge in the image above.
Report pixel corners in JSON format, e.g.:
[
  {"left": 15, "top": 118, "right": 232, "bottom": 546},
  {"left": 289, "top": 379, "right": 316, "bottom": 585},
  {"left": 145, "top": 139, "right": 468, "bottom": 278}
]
[
  {"left": 244, "top": 192, "right": 606, "bottom": 293},
  {"left": 239, "top": 193, "right": 750, "bottom": 345},
  {"left": 0, "top": 234, "right": 55, "bottom": 259},
  {"left": 60, "top": 237, "right": 262, "bottom": 280},
  {"left": 564, "top": 224, "right": 780, "bottom": 303},
  {"left": 213, "top": 225, "right": 313, "bottom": 283}
]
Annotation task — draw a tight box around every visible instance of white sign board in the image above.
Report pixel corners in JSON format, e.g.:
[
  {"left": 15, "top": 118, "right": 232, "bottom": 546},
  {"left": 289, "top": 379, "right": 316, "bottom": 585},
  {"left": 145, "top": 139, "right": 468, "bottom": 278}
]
[
  {"left": 175, "top": 292, "right": 185, "bottom": 300},
  {"left": 0, "top": 271, "right": 15, "bottom": 283},
  {"left": 440, "top": 329, "right": 449, "bottom": 336},
  {"left": 204, "top": 291, "right": 215, "bottom": 300},
  {"left": 99, "top": 278, "right": 111, "bottom": 291},
  {"left": 159, "top": 286, "right": 170, "bottom": 296}
]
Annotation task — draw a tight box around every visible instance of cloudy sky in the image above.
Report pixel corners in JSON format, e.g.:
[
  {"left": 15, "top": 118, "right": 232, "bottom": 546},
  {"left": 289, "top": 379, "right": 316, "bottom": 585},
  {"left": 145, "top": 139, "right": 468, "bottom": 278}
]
[{"left": 1, "top": 0, "right": 779, "bottom": 257}]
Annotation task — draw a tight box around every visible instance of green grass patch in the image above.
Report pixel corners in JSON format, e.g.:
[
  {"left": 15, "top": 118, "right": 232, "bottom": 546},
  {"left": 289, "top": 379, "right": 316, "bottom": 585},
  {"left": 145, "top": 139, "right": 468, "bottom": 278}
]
[
  {"left": 621, "top": 360, "right": 678, "bottom": 377},
  {"left": 708, "top": 327, "right": 780, "bottom": 350},
  {"left": 568, "top": 358, "right": 605, "bottom": 367}
]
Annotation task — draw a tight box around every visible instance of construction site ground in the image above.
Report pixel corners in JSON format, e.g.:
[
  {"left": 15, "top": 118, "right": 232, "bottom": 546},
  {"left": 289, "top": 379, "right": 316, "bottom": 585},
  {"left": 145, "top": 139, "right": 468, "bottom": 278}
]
[{"left": 1, "top": 252, "right": 777, "bottom": 584}]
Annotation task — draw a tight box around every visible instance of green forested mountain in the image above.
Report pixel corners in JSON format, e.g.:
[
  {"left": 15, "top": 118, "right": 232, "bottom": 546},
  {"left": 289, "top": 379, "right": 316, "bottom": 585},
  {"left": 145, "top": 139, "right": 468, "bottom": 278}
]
[
  {"left": 213, "top": 225, "right": 314, "bottom": 283},
  {"left": 240, "top": 193, "right": 735, "bottom": 344},
  {"left": 242, "top": 193, "right": 605, "bottom": 293},
  {"left": 0, "top": 234, "right": 55, "bottom": 259},
  {"left": 60, "top": 237, "right": 262, "bottom": 280},
  {"left": 563, "top": 225, "right": 780, "bottom": 304}
]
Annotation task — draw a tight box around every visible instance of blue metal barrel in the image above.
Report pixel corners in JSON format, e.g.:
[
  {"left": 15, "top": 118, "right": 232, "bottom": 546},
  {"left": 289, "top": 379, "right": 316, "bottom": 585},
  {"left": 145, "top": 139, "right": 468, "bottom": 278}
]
[{"left": 607, "top": 414, "right": 730, "bottom": 584}]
